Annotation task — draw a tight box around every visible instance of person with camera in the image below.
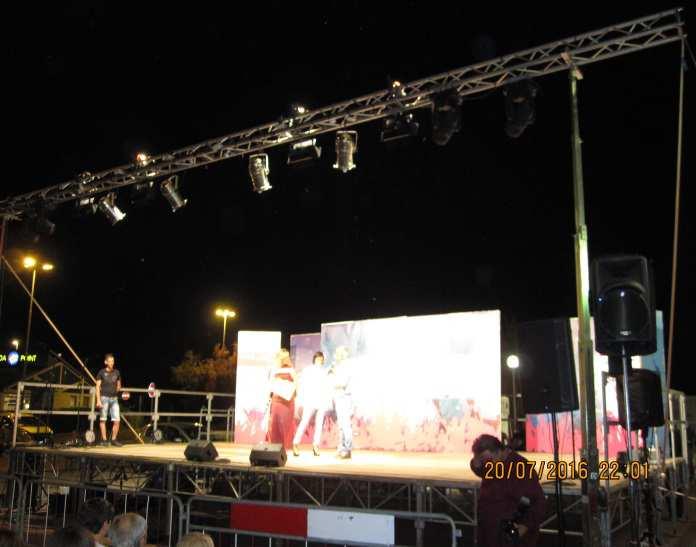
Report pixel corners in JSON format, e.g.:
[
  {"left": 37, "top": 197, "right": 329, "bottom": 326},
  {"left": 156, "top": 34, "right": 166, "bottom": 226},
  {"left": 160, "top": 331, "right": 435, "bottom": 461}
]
[{"left": 470, "top": 434, "right": 546, "bottom": 546}]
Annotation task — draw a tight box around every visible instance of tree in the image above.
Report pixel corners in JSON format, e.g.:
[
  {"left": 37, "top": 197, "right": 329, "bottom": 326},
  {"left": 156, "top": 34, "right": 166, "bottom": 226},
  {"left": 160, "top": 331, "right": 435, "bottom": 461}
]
[{"left": 171, "top": 344, "right": 236, "bottom": 394}]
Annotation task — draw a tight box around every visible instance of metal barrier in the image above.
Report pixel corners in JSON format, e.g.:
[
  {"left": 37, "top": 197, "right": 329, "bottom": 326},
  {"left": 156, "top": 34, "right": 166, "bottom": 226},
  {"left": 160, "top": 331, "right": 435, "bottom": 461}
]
[
  {"left": 10, "top": 382, "right": 235, "bottom": 447},
  {"left": 186, "top": 494, "right": 460, "bottom": 547},
  {"left": 11, "top": 477, "right": 185, "bottom": 547},
  {"left": 0, "top": 474, "right": 23, "bottom": 531}
]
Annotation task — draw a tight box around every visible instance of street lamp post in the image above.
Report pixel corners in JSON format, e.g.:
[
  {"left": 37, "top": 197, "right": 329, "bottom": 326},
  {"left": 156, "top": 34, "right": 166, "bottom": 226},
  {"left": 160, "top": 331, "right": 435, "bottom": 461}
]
[
  {"left": 215, "top": 308, "right": 237, "bottom": 349},
  {"left": 22, "top": 257, "right": 54, "bottom": 378},
  {"left": 506, "top": 354, "right": 520, "bottom": 438}
]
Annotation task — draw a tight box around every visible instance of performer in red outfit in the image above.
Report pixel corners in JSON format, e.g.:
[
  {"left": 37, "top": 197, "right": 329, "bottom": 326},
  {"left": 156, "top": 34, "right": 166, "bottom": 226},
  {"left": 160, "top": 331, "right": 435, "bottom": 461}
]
[
  {"left": 470, "top": 434, "right": 546, "bottom": 547},
  {"left": 266, "top": 349, "right": 297, "bottom": 449}
]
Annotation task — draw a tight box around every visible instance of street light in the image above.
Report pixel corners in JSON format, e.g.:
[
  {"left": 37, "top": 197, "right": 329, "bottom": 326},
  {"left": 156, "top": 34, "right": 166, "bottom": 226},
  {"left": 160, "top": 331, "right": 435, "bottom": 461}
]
[
  {"left": 22, "top": 256, "right": 54, "bottom": 377},
  {"left": 215, "top": 308, "right": 237, "bottom": 349},
  {"left": 506, "top": 354, "right": 520, "bottom": 437}
]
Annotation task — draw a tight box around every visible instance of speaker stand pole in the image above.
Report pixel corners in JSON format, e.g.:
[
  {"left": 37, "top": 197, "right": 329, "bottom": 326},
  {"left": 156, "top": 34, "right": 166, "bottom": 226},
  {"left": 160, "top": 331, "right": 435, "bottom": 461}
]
[
  {"left": 620, "top": 348, "right": 640, "bottom": 546},
  {"left": 567, "top": 59, "right": 602, "bottom": 546},
  {"left": 641, "top": 428, "right": 656, "bottom": 546},
  {"left": 551, "top": 411, "right": 567, "bottom": 547}
]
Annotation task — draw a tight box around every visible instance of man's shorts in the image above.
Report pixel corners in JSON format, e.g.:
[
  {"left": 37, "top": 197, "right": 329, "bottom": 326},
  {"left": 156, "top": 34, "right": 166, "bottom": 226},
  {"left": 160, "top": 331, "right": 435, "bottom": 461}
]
[{"left": 100, "top": 396, "right": 120, "bottom": 422}]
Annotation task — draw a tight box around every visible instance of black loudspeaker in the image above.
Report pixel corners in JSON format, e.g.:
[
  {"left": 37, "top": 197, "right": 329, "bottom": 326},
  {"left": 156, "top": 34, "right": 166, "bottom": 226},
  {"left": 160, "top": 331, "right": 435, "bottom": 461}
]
[
  {"left": 616, "top": 369, "right": 664, "bottom": 430},
  {"left": 518, "top": 319, "right": 579, "bottom": 414},
  {"left": 590, "top": 255, "right": 656, "bottom": 357},
  {"left": 184, "top": 440, "right": 218, "bottom": 462},
  {"left": 249, "top": 443, "right": 287, "bottom": 467}
]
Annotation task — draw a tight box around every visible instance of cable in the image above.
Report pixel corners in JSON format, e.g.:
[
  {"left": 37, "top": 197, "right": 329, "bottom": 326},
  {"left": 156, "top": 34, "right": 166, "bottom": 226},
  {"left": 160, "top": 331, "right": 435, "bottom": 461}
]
[{"left": 663, "top": 36, "right": 686, "bottom": 477}]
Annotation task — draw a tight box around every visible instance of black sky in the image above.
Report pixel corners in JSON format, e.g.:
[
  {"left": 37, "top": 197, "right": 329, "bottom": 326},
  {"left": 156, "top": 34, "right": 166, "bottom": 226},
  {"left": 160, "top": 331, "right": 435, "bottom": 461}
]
[{"left": 1, "top": 2, "right": 693, "bottom": 394}]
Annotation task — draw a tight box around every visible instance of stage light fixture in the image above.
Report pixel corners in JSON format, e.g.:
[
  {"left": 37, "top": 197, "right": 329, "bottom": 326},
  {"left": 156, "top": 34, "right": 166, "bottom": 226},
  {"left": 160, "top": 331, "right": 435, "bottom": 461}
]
[
  {"left": 381, "top": 113, "right": 419, "bottom": 142},
  {"left": 431, "top": 91, "right": 463, "bottom": 146},
  {"left": 333, "top": 131, "right": 358, "bottom": 173},
  {"left": 287, "top": 139, "right": 321, "bottom": 166},
  {"left": 160, "top": 176, "right": 187, "bottom": 211},
  {"left": 97, "top": 193, "right": 127, "bottom": 225},
  {"left": 77, "top": 171, "right": 95, "bottom": 185},
  {"left": 506, "top": 355, "right": 520, "bottom": 369},
  {"left": 503, "top": 79, "right": 539, "bottom": 138},
  {"left": 76, "top": 197, "right": 98, "bottom": 214},
  {"left": 249, "top": 154, "right": 271, "bottom": 193},
  {"left": 135, "top": 152, "right": 151, "bottom": 167}
]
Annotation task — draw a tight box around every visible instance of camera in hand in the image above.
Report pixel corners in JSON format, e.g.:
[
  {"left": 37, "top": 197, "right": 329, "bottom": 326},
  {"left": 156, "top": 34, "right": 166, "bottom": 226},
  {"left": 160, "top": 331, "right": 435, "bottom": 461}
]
[{"left": 501, "top": 496, "right": 531, "bottom": 543}]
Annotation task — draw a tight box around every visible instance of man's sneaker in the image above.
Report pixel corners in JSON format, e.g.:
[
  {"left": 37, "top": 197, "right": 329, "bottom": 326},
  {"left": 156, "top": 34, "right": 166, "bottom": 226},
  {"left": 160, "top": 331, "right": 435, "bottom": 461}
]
[
  {"left": 100, "top": 440, "right": 110, "bottom": 447},
  {"left": 111, "top": 440, "right": 123, "bottom": 447}
]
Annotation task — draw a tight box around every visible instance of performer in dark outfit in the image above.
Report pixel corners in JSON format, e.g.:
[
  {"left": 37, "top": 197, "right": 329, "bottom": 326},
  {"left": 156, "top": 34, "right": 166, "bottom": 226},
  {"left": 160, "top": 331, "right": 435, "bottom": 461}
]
[{"left": 266, "top": 349, "right": 297, "bottom": 449}]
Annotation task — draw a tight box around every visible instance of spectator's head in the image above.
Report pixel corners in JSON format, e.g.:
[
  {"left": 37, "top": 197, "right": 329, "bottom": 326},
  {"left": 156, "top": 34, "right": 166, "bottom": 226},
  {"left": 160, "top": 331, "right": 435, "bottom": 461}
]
[
  {"left": 312, "top": 352, "right": 324, "bottom": 366},
  {"left": 470, "top": 434, "right": 506, "bottom": 478},
  {"left": 76, "top": 498, "right": 115, "bottom": 537},
  {"left": 108, "top": 513, "right": 147, "bottom": 547},
  {"left": 176, "top": 533, "right": 214, "bottom": 547},
  {"left": 0, "top": 529, "right": 26, "bottom": 547},
  {"left": 47, "top": 526, "right": 95, "bottom": 547}
]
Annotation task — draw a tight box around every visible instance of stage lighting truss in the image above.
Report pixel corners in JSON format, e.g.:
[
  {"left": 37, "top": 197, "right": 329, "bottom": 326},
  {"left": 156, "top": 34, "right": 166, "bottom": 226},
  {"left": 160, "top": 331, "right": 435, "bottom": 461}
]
[
  {"left": 0, "top": 9, "right": 683, "bottom": 217},
  {"left": 333, "top": 131, "right": 358, "bottom": 173},
  {"left": 249, "top": 154, "right": 272, "bottom": 193},
  {"left": 287, "top": 138, "right": 322, "bottom": 166},
  {"left": 97, "top": 193, "right": 127, "bottom": 225},
  {"left": 160, "top": 175, "right": 188, "bottom": 211},
  {"left": 431, "top": 91, "right": 463, "bottom": 146}
]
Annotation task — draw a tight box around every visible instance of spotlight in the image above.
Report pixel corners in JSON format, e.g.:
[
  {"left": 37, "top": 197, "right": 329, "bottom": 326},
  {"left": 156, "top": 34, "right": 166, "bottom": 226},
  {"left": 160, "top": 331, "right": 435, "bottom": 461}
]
[
  {"left": 135, "top": 152, "right": 151, "bottom": 167},
  {"left": 287, "top": 139, "right": 321, "bottom": 166},
  {"left": 249, "top": 154, "right": 271, "bottom": 193},
  {"left": 431, "top": 91, "right": 463, "bottom": 146},
  {"left": 160, "top": 176, "right": 187, "bottom": 211},
  {"left": 77, "top": 171, "right": 95, "bottom": 185},
  {"left": 76, "top": 197, "right": 98, "bottom": 214},
  {"left": 291, "top": 104, "right": 307, "bottom": 117},
  {"left": 381, "top": 113, "right": 419, "bottom": 142},
  {"left": 97, "top": 193, "right": 127, "bottom": 225},
  {"left": 333, "top": 131, "right": 358, "bottom": 173},
  {"left": 503, "top": 79, "right": 539, "bottom": 138}
]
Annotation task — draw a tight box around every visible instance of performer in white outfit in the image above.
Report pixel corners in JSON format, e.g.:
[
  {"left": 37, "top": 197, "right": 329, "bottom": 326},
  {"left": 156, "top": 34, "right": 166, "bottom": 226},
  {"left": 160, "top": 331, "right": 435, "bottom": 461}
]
[{"left": 292, "top": 351, "right": 330, "bottom": 456}]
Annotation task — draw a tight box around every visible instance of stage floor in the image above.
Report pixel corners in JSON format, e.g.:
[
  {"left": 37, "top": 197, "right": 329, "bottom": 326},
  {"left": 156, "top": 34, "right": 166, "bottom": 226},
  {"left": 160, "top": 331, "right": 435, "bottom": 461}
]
[{"left": 15, "top": 443, "right": 623, "bottom": 493}]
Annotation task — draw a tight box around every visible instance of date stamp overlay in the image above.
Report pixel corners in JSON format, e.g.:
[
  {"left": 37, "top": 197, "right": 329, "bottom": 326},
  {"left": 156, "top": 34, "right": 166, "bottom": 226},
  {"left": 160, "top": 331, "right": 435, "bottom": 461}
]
[{"left": 483, "top": 460, "right": 649, "bottom": 481}]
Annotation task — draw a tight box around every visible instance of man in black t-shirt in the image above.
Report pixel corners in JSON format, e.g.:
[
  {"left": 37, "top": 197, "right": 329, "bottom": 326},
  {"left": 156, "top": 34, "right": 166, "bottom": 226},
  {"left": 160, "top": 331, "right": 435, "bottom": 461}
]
[{"left": 96, "top": 353, "right": 122, "bottom": 446}]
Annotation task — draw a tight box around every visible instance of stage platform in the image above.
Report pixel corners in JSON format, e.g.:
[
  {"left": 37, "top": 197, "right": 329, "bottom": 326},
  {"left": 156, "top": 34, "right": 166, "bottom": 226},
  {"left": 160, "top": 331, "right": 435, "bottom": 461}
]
[{"left": 12, "top": 442, "right": 627, "bottom": 494}]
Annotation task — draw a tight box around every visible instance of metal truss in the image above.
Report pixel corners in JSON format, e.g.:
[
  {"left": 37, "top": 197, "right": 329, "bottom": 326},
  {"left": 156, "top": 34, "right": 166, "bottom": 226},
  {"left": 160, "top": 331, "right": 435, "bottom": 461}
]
[{"left": 0, "top": 8, "right": 684, "bottom": 217}]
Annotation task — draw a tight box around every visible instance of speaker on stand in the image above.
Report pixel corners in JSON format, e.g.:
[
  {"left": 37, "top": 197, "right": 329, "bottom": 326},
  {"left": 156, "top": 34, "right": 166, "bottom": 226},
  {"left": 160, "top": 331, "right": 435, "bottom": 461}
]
[
  {"left": 519, "top": 318, "right": 580, "bottom": 547},
  {"left": 591, "top": 254, "right": 658, "bottom": 547}
]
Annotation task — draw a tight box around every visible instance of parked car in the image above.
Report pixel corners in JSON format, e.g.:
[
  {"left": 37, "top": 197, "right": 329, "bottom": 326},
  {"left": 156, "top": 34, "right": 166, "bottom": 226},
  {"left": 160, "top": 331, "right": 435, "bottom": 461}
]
[
  {"left": 1, "top": 414, "right": 53, "bottom": 443},
  {"left": 0, "top": 416, "right": 42, "bottom": 451}
]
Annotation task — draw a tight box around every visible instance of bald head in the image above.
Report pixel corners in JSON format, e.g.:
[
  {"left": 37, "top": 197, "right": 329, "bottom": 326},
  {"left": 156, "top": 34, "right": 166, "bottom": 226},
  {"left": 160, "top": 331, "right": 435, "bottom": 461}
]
[{"left": 108, "top": 513, "right": 146, "bottom": 547}]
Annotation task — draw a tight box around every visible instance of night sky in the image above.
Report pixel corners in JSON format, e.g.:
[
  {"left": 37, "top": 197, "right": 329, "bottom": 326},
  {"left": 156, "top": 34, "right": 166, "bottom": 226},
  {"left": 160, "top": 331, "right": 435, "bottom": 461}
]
[{"left": 2, "top": 2, "right": 693, "bottom": 395}]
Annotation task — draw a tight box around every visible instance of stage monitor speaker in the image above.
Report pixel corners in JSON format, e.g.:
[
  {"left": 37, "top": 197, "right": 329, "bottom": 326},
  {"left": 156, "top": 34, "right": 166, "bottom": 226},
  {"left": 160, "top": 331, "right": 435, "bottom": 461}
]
[
  {"left": 590, "top": 255, "right": 656, "bottom": 357},
  {"left": 518, "top": 318, "right": 579, "bottom": 414},
  {"left": 616, "top": 368, "right": 664, "bottom": 430},
  {"left": 184, "top": 440, "right": 218, "bottom": 462},
  {"left": 249, "top": 443, "right": 287, "bottom": 467}
]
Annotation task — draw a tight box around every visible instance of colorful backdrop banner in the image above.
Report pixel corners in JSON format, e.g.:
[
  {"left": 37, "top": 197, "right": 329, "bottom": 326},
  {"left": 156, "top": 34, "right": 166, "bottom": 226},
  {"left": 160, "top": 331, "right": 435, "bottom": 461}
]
[
  {"left": 317, "top": 310, "right": 501, "bottom": 452},
  {"left": 233, "top": 330, "right": 281, "bottom": 444}
]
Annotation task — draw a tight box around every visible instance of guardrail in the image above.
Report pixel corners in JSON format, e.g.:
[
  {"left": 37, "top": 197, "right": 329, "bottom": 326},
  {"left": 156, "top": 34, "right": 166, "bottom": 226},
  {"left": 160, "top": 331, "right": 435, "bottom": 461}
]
[
  {"left": 186, "top": 494, "right": 460, "bottom": 547},
  {"left": 10, "top": 382, "right": 235, "bottom": 447},
  {"left": 15, "top": 477, "right": 185, "bottom": 547}
]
